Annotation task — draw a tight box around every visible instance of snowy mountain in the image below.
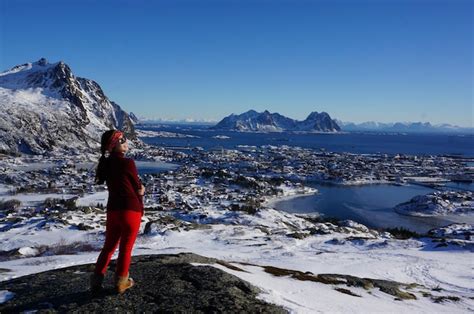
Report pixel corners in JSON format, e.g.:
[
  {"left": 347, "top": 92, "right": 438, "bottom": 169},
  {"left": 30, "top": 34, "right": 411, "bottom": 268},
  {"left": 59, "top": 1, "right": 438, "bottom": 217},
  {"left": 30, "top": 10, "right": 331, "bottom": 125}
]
[
  {"left": 129, "top": 112, "right": 140, "bottom": 124},
  {"left": 338, "top": 120, "right": 473, "bottom": 134},
  {"left": 296, "top": 111, "right": 341, "bottom": 132},
  {"left": 0, "top": 58, "right": 137, "bottom": 155},
  {"left": 212, "top": 110, "right": 340, "bottom": 132}
]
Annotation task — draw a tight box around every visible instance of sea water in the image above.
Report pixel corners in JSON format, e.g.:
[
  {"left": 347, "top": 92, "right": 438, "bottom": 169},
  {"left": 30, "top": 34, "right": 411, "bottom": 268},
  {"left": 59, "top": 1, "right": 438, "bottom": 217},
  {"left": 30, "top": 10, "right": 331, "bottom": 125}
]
[
  {"left": 272, "top": 183, "right": 474, "bottom": 233},
  {"left": 140, "top": 124, "right": 474, "bottom": 232},
  {"left": 140, "top": 124, "right": 474, "bottom": 157}
]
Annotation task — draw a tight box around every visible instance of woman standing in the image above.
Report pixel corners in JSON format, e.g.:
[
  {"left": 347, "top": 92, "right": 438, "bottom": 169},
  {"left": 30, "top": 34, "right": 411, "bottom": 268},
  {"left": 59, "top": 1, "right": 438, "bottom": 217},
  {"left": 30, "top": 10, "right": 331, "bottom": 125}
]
[{"left": 90, "top": 130, "right": 145, "bottom": 294}]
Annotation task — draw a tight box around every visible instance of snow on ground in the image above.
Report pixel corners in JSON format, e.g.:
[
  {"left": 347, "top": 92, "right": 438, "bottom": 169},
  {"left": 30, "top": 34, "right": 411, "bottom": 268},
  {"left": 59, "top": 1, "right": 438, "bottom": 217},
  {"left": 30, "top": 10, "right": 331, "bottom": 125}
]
[
  {"left": 0, "top": 192, "right": 76, "bottom": 206},
  {"left": 0, "top": 185, "right": 11, "bottom": 196},
  {"left": 204, "top": 262, "right": 468, "bottom": 314},
  {"left": 4, "top": 162, "right": 56, "bottom": 171},
  {"left": 405, "top": 177, "right": 450, "bottom": 184},
  {"left": 263, "top": 184, "right": 317, "bottom": 208},
  {"left": 0, "top": 216, "right": 101, "bottom": 252},
  {"left": 76, "top": 191, "right": 108, "bottom": 207},
  {"left": 0, "top": 203, "right": 472, "bottom": 313},
  {"left": 428, "top": 223, "right": 473, "bottom": 240},
  {"left": 0, "top": 183, "right": 76, "bottom": 206},
  {"left": 395, "top": 191, "right": 473, "bottom": 217}
]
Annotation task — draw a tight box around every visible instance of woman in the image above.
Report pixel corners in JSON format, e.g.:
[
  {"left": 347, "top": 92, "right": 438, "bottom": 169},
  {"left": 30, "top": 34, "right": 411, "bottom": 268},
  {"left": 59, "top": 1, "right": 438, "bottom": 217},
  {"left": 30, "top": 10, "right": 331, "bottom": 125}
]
[{"left": 90, "top": 130, "right": 145, "bottom": 294}]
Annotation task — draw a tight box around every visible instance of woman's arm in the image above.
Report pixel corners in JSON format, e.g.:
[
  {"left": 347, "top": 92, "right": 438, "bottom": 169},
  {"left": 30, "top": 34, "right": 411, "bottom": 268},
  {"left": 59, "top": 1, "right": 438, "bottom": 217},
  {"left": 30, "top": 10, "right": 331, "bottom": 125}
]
[{"left": 125, "top": 159, "right": 145, "bottom": 197}]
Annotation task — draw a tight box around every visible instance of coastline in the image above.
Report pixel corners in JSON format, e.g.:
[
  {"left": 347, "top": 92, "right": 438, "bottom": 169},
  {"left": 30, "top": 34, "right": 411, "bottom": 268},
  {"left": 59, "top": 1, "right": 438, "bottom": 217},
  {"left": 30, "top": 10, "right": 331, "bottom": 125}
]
[{"left": 263, "top": 187, "right": 318, "bottom": 209}]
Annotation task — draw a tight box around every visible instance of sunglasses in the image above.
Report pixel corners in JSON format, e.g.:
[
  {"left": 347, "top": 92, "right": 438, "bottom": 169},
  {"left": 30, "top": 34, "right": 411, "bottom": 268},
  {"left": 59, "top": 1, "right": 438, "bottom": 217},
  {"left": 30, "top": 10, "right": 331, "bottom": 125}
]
[{"left": 119, "top": 137, "right": 127, "bottom": 144}]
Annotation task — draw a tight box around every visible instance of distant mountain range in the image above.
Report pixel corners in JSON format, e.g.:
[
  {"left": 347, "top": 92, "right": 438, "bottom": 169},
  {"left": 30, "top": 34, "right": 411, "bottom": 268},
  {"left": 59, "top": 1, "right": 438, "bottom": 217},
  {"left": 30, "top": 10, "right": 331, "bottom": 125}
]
[
  {"left": 212, "top": 110, "right": 340, "bottom": 132},
  {"left": 136, "top": 116, "right": 217, "bottom": 125},
  {"left": 337, "top": 121, "right": 473, "bottom": 133},
  {"left": 136, "top": 115, "right": 472, "bottom": 134},
  {"left": 0, "top": 58, "right": 138, "bottom": 155},
  {"left": 4, "top": 57, "right": 466, "bottom": 155}
]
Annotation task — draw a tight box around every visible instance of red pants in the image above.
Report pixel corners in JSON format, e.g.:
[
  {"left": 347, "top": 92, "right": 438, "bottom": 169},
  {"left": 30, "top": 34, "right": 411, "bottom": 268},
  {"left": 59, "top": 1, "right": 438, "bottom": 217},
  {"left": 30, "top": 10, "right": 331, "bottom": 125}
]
[{"left": 94, "top": 210, "right": 142, "bottom": 277}]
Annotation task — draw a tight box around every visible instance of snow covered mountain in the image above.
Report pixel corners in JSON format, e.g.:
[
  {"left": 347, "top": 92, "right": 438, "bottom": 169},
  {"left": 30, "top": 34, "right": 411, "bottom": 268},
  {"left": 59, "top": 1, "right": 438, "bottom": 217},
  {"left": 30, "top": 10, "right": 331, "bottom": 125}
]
[
  {"left": 129, "top": 112, "right": 140, "bottom": 124},
  {"left": 296, "top": 111, "right": 341, "bottom": 132},
  {"left": 212, "top": 110, "right": 340, "bottom": 132},
  {"left": 0, "top": 58, "right": 137, "bottom": 155},
  {"left": 338, "top": 120, "right": 473, "bottom": 133}
]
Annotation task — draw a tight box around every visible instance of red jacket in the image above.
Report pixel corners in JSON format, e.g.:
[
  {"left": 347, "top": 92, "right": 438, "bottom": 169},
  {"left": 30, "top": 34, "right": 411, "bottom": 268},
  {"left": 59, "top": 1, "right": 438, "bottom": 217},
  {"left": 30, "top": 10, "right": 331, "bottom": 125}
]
[{"left": 105, "top": 152, "right": 144, "bottom": 213}]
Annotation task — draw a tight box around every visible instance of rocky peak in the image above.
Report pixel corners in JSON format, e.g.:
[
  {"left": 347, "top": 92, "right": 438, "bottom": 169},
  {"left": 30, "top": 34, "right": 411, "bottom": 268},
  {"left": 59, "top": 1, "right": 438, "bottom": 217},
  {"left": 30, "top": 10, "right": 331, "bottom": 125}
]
[
  {"left": 213, "top": 110, "right": 340, "bottom": 132},
  {"left": 129, "top": 112, "right": 140, "bottom": 124},
  {"left": 240, "top": 109, "right": 259, "bottom": 119},
  {"left": 258, "top": 110, "right": 275, "bottom": 124},
  {"left": 301, "top": 111, "right": 340, "bottom": 131},
  {"left": 305, "top": 111, "right": 319, "bottom": 120},
  {"left": 35, "top": 57, "right": 49, "bottom": 66},
  {"left": 0, "top": 58, "right": 138, "bottom": 154},
  {"left": 305, "top": 111, "right": 330, "bottom": 120}
]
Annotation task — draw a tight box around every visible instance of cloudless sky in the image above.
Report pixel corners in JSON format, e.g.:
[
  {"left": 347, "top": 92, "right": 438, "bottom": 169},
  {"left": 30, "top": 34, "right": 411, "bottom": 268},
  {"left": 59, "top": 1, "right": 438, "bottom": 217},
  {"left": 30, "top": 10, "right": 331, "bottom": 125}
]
[{"left": 0, "top": 0, "right": 472, "bottom": 126}]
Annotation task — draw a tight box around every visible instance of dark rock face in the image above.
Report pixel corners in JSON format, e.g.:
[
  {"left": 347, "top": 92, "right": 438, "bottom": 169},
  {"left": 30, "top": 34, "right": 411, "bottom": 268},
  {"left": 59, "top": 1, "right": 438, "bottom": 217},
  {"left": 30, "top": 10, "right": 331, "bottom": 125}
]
[
  {"left": 299, "top": 112, "right": 341, "bottom": 132},
  {"left": 212, "top": 110, "right": 340, "bottom": 132},
  {"left": 129, "top": 112, "right": 140, "bottom": 125},
  {"left": 0, "top": 253, "right": 286, "bottom": 313},
  {"left": 111, "top": 101, "right": 137, "bottom": 141}
]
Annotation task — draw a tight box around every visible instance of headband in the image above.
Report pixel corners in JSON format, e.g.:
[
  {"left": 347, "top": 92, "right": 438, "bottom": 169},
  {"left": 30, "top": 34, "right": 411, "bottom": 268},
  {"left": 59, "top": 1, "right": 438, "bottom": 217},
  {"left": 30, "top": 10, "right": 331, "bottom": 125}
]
[{"left": 106, "top": 130, "right": 124, "bottom": 152}]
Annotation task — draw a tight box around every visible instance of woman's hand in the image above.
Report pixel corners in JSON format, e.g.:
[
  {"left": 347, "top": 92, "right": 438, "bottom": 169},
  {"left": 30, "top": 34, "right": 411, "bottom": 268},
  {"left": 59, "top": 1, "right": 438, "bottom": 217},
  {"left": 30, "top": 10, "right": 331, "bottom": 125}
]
[{"left": 138, "top": 184, "right": 145, "bottom": 196}]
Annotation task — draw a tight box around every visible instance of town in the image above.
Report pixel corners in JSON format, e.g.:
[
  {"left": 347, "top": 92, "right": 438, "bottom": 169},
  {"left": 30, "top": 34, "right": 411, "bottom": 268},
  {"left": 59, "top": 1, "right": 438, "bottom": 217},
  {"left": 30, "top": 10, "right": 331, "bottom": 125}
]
[{"left": 1, "top": 144, "right": 472, "bottom": 219}]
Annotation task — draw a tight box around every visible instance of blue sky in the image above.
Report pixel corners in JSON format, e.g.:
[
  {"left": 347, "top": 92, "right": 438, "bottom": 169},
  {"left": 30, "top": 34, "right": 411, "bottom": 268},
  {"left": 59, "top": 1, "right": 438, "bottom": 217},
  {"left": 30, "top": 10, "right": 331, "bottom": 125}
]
[{"left": 0, "top": 0, "right": 472, "bottom": 126}]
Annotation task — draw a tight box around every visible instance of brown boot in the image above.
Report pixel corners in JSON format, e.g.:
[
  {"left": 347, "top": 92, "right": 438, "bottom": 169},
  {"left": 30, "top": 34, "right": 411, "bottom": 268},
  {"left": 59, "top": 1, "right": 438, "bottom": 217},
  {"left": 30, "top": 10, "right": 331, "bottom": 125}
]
[
  {"left": 115, "top": 274, "right": 135, "bottom": 294},
  {"left": 90, "top": 273, "right": 104, "bottom": 294}
]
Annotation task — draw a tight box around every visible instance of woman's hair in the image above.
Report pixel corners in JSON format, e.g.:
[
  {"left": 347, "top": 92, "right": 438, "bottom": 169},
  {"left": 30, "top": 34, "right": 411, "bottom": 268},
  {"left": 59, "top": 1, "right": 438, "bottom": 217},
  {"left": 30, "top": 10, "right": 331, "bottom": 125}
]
[{"left": 95, "top": 130, "right": 116, "bottom": 184}]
